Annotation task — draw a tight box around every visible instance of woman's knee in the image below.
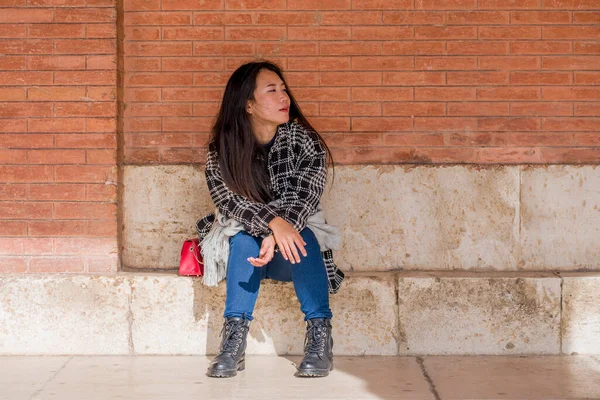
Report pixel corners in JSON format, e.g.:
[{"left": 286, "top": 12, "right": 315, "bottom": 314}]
[
  {"left": 229, "top": 231, "right": 259, "bottom": 252},
  {"left": 299, "top": 227, "right": 319, "bottom": 250}
]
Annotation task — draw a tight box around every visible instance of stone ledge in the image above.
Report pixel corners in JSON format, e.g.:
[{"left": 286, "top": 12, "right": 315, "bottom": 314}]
[{"left": 0, "top": 272, "right": 598, "bottom": 356}]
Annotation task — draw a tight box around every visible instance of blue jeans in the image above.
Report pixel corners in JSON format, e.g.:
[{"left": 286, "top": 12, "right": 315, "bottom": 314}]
[{"left": 224, "top": 227, "right": 333, "bottom": 321}]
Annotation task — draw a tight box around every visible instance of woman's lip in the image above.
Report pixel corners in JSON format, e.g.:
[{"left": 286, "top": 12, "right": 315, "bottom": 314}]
[{"left": 280, "top": 108, "right": 289, "bottom": 112}]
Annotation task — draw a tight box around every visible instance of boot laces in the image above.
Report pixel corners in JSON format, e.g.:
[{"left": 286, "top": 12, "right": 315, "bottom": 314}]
[
  {"left": 220, "top": 320, "right": 247, "bottom": 355},
  {"left": 305, "top": 321, "right": 327, "bottom": 356}
]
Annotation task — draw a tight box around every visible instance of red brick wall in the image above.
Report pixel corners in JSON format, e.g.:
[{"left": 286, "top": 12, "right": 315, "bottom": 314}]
[
  {"left": 0, "top": 2, "right": 118, "bottom": 273},
  {"left": 123, "top": 0, "right": 599, "bottom": 165}
]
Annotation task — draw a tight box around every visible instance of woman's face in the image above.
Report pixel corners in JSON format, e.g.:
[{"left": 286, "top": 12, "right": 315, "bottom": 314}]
[{"left": 246, "top": 69, "right": 290, "bottom": 127}]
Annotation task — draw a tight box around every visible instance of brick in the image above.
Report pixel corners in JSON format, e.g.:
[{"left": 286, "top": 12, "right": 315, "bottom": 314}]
[
  {"left": 414, "top": 117, "right": 477, "bottom": 131},
  {"left": 0, "top": 119, "right": 27, "bottom": 133},
  {"left": 352, "top": 26, "right": 414, "bottom": 40},
  {"left": 87, "top": 219, "right": 117, "bottom": 237},
  {"left": 125, "top": 104, "right": 192, "bottom": 117},
  {"left": 86, "top": 184, "right": 117, "bottom": 201},
  {"left": 86, "top": 24, "right": 117, "bottom": 38},
  {"left": 254, "top": 11, "right": 316, "bottom": 24},
  {"left": 415, "top": 87, "right": 476, "bottom": 101},
  {"left": 0, "top": 202, "right": 53, "bottom": 220},
  {"left": 191, "top": 103, "right": 220, "bottom": 116},
  {"left": 575, "top": 102, "right": 600, "bottom": 116},
  {"left": 127, "top": 132, "right": 192, "bottom": 147},
  {"left": 55, "top": 103, "right": 116, "bottom": 117},
  {"left": 287, "top": 27, "right": 351, "bottom": 41},
  {"left": 288, "top": 57, "right": 351, "bottom": 71},
  {"left": 573, "top": 12, "right": 600, "bottom": 23},
  {"left": 193, "top": 72, "right": 232, "bottom": 86},
  {"left": 29, "top": 184, "right": 86, "bottom": 201},
  {"left": 286, "top": 0, "right": 350, "bottom": 8},
  {"left": 54, "top": 39, "right": 115, "bottom": 55},
  {"left": 0, "top": 56, "right": 26, "bottom": 70},
  {"left": 0, "top": 103, "right": 52, "bottom": 117},
  {"left": 416, "top": 56, "right": 476, "bottom": 70},
  {"left": 123, "top": 88, "right": 161, "bottom": 102},
  {"left": 512, "top": 41, "right": 572, "bottom": 54},
  {"left": 0, "top": 184, "right": 27, "bottom": 200},
  {"left": 28, "top": 150, "right": 86, "bottom": 164},
  {"left": 87, "top": 256, "right": 118, "bottom": 273},
  {"left": 0, "top": 222, "right": 27, "bottom": 236},
  {"left": 161, "top": 88, "right": 222, "bottom": 101},
  {"left": 162, "top": 117, "right": 212, "bottom": 132},
  {"left": 53, "top": 238, "right": 117, "bottom": 254},
  {"left": 384, "top": 133, "right": 444, "bottom": 146},
  {"left": 124, "top": 148, "right": 160, "bottom": 163},
  {"left": 0, "top": 150, "right": 27, "bottom": 164},
  {"left": 0, "top": 9, "right": 54, "bottom": 23},
  {"left": 55, "top": 165, "right": 116, "bottom": 183},
  {"left": 446, "top": 11, "right": 509, "bottom": 24},
  {"left": 480, "top": 26, "right": 541, "bottom": 39},
  {"left": 573, "top": 132, "right": 600, "bottom": 145},
  {"left": 124, "top": 27, "right": 160, "bottom": 41},
  {"left": 0, "top": 88, "right": 27, "bottom": 101},
  {"left": 383, "top": 11, "right": 445, "bottom": 24},
  {"left": 447, "top": 72, "right": 509, "bottom": 85},
  {"left": 28, "top": 257, "right": 86, "bottom": 273},
  {"left": 0, "top": 71, "right": 53, "bottom": 85},
  {"left": 478, "top": 56, "right": 540, "bottom": 70},
  {"left": 256, "top": 42, "right": 317, "bottom": 56},
  {"left": 510, "top": 132, "right": 574, "bottom": 146},
  {"left": 0, "top": 40, "right": 53, "bottom": 54},
  {"left": 447, "top": 41, "right": 509, "bottom": 54},
  {"left": 29, "top": 56, "right": 86, "bottom": 70},
  {"left": 479, "top": 117, "right": 541, "bottom": 131},
  {"left": 28, "top": 118, "right": 86, "bottom": 133},
  {"left": 574, "top": 42, "right": 600, "bottom": 54},
  {"left": 415, "top": 0, "right": 476, "bottom": 9},
  {"left": 352, "top": 117, "right": 412, "bottom": 132},
  {"left": 54, "top": 8, "right": 116, "bottom": 23},
  {"left": 55, "top": 134, "right": 116, "bottom": 148},
  {"left": 29, "top": 0, "right": 86, "bottom": 5},
  {"left": 320, "top": 11, "right": 381, "bottom": 25},
  {"left": 1, "top": 134, "right": 53, "bottom": 148},
  {"left": 320, "top": 42, "right": 380, "bottom": 56},
  {"left": 124, "top": 0, "right": 161, "bottom": 10},
  {"left": 124, "top": 12, "right": 192, "bottom": 25},
  {"left": 0, "top": 257, "right": 27, "bottom": 272},
  {"left": 161, "top": 0, "right": 221, "bottom": 8},
  {"left": 28, "top": 221, "right": 86, "bottom": 237},
  {"left": 0, "top": 238, "right": 53, "bottom": 255},
  {"left": 384, "top": 41, "right": 445, "bottom": 55},
  {"left": 477, "top": 87, "right": 540, "bottom": 100},
  {"left": 544, "top": 56, "right": 600, "bottom": 70},
  {"left": 542, "top": 0, "right": 600, "bottom": 9},
  {"left": 127, "top": 73, "right": 193, "bottom": 86},
  {"left": 293, "top": 87, "right": 350, "bottom": 101},
  {"left": 511, "top": 102, "right": 573, "bottom": 116},
  {"left": 511, "top": 72, "right": 572, "bottom": 85},
  {"left": 160, "top": 147, "right": 206, "bottom": 163},
  {"left": 310, "top": 117, "right": 350, "bottom": 132},
  {"left": 352, "top": 56, "right": 413, "bottom": 70},
  {"left": 0, "top": 24, "right": 27, "bottom": 39},
  {"left": 320, "top": 102, "right": 381, "bottom": 117},
  {"left": 54, "top": 71, "right": 116, "bottom": 85},
  {"left": 383, "top": 72, "right": 445, "bottom": 85},
  {"left": 512, "top": 11, "right": 571, "bottom": 24},
  {"left": 320, "top": 72, "right": 382, "bottom": 86},
  {"left": 54, "top": 202, "right": 117, "bottom": 219},
  {"left": 87, "top": 118, "right": 116, "bottom": 133},
  {"left": 0, "top": 166, "right": 53, "bottom": 183},
  {"left": 126, "top": 42, "right": 193, "bottom": 56},
  {"left": 416, "top": 26, "right": 476, "bottom": 39},
  {"left": 163, "top": 27, "right": 224, "bottom": 40},
  {"left": 123, "top": 117, "right": 161, "bottom": 132},
  {"left": 543, "top": 26, "right": 600, "bottom": 39},
  {"left": 225, "top": 0, "right": 284, "bottom": 9},
  {"left": 321, "top": 132, "right": 382, "bottom": 147},
  {"left": 541, "top": 148, "right": 600, "bottom": 163},
  {"left": 29, "top": 87, "right": 87, "bottom": 101},
  {"left": 448, "top": 102, "right": 510, "bottom": 116},
  {"left": 542, "top": 118, "right": 599, "bottom": 131},
  {"left": 28, "top": 24, "right": 86, "bottom": 38},
  {"left": 543, "top": 87, "right": 600, "bottom": 100},
  {"left": 162, "top": 57, "right": 222, "bottom": 71},
  {"left": 478, "top": 0, "right": 538, "bottom": 8},
  {"left": 382, "top": 102, "right": 446, "bottom": 116},
  {"left": 86, "top": 149, "right": 116, "bottom": 164},
  {"left": 124, "top": 58, "right": 161, "bottom": 72},
  {"left": 352, "top": 87, "right": 413, "bottom": 101},
  {"left": 477, "top": 147, "right": 541, "bottom": 163},
  {"left": 86, "top": 55, "right": 116, "bottom": 70}
]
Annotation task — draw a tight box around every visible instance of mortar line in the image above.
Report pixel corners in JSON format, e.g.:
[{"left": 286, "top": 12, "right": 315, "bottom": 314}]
[
  {"left": 29, "top": 356, "right": 73, "bottom": 400},
  {"left": 395, "top": 274, "right": 401, "bottom": 355},
  {"left": 556, "top": 271, "right": 564, "bottom": 354},
  {"left": 417, "top": 356, "right": 441, "bottom": 400}
]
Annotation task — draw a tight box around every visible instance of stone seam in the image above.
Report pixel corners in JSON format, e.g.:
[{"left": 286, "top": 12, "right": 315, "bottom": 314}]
[
  {"left": 417, "top": 357, "right": 441, "bottom": 400},
  {"left": 555, "top": 272, "right": 564, "bottom": 355},
  {"left": 127, "top": 277, "right": 135, "bottom": 355},
  {"left": 29, "top": 356, "right": 73, "bottom": 400}
]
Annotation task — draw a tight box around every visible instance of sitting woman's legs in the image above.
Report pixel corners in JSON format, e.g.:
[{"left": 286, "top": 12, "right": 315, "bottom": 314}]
[
  {"left": 223, "top": 231, "right": 267, "bottom": 321},
  {"left": 266, "top": 227, "right": 332, "bottom": 321}
]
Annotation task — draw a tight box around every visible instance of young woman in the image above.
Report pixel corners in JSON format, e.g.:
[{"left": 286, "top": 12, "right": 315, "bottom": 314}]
[{"left": 195, "top": 61, "right": 344, "bottom": 378}]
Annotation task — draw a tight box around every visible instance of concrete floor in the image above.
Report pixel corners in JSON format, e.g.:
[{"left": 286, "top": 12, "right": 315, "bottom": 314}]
[{"left": 2, "top": 355, "right": 600, "bottom": 400}]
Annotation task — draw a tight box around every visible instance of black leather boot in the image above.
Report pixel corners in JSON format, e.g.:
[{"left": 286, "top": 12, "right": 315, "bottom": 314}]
[
  {"left": 206, "top": 317, "right": 250, "bottom": 378},
  {"left": 295, "top": 318, "right": 333, "bottom": 377}
]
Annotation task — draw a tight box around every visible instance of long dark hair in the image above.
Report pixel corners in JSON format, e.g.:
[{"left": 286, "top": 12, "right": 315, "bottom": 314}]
[{"left": 209, "top": 60, "right": 334, "bottom": 203}]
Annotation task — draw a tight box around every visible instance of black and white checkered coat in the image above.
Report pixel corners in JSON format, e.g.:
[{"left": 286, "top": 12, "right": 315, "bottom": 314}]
[{"left": 196, "top": 121, "right": 344, "bottom": 294}]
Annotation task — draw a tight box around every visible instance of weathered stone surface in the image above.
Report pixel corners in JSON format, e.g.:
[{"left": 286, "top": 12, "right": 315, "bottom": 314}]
[
  {"left": 561, "top": 274, "right": 600, "bottom": 355},
  {"left": 0, "top": 275, "right": 131, "bottom": 355},
  {"left": 131, "top": 274, "right": 397, "bottom": 355},
  {"left": 122, "top": 165, "right": 213, "bottom": 270},
  {"left": 520, "top": 166, "right": 600, "bottom": 269},
  {"left": 397, "top": 274, "right": 561, "bottom": 355},
  {"left": 323, "top": 166, "right": 520, "bottom": 271}
]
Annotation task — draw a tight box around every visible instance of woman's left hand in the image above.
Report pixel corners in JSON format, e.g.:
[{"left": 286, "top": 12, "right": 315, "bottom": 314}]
[{"left": 247, "top": 235, "right": 276, "bottom": 267}]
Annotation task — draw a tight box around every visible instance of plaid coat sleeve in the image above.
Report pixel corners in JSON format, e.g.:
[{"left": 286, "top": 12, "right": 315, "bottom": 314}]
[
  {"left": 205, "top": 148, "right": 278, "bottom": 237},
  {"left": 275, "top": 126, "right": 327, "bottom": 232}
]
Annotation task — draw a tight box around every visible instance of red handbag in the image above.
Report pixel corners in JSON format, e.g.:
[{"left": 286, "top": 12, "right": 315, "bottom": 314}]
[{"left": 179, "top": 238, "right": 204, "bottom": 276}]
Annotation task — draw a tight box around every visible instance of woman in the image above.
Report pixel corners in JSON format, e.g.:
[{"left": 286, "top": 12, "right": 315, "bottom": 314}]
[{"left": 195, "top": 61, "right": 344, "bottom": 378}]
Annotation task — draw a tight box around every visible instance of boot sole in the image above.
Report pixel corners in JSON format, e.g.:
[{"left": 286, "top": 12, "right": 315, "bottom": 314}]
[
  {"left": 206, "top": 359, "right": 245, "bottom": 378},
  {"left": 295, "top": 363, "right": 333, "bottom": 378}
]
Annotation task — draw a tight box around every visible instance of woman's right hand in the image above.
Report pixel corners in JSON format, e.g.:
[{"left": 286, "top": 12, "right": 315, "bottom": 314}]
[{"left": 268, "top": 217, "right": 307, "bottom": 264}]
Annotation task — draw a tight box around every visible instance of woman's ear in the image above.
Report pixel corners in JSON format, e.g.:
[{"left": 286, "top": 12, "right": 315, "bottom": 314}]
[{"left": 246, "top": 100, "right": 253, "bottom": 115}]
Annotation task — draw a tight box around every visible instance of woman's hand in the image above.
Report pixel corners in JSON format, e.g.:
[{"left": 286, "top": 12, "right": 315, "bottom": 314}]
[
  {"left": 268, "top": 217, "right": 307, "bottom": 264},
  {"left": 247, "top": 235, "right": 276, "bottom": 267}
]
